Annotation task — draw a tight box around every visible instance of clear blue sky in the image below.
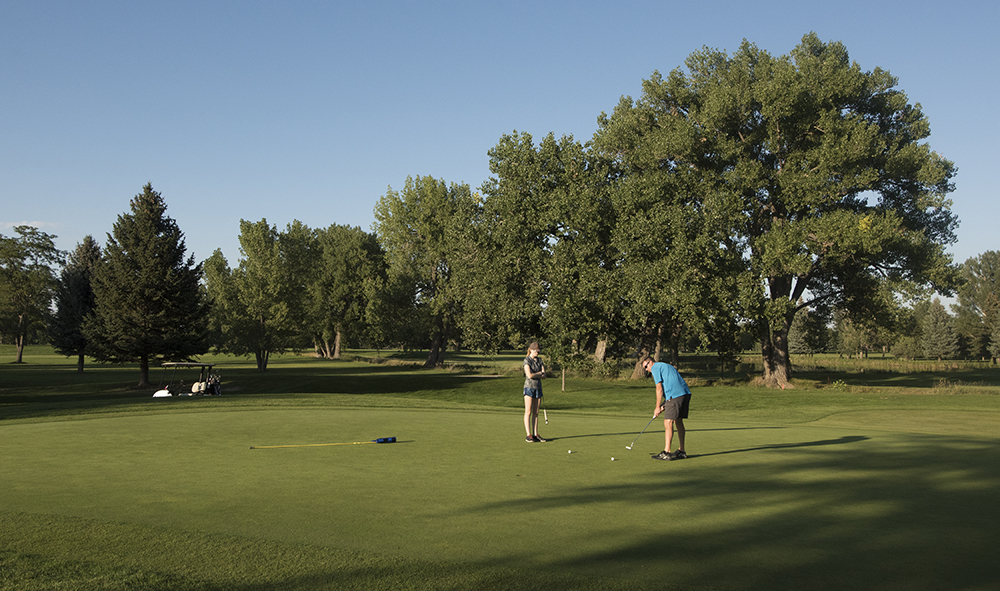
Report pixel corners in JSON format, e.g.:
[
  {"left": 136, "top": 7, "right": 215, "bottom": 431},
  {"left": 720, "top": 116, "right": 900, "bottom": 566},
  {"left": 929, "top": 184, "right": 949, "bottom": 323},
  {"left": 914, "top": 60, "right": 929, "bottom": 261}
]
[{"left": 3, "top": 0, "right": 997, "bottom": 278}]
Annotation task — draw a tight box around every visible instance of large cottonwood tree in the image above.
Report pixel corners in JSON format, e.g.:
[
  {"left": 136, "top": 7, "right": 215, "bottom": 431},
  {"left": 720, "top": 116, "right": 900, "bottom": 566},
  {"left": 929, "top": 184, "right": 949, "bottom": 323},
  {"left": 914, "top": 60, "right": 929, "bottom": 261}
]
[
  {"left": 204, "top": 219, "right": 296, "bottom": 371},
  {"left": 373, "top": 176, "right": 475, "bottom": 367},
  {"left": 309, "top": 224, "right": 385, "bottom": 359},
  {"left": 468, "top": 131, "right": 616, "bottom": 370},
  {"left": 610, "top": 33, "right": 959, "bottom": 386}
]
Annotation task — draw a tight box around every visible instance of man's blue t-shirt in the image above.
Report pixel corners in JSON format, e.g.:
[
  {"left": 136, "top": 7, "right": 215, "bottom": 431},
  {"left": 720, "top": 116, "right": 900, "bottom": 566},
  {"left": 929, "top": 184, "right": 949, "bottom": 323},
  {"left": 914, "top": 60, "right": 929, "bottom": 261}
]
[{"left": 651, "top": 362, "right": 691, "bottom": 400}]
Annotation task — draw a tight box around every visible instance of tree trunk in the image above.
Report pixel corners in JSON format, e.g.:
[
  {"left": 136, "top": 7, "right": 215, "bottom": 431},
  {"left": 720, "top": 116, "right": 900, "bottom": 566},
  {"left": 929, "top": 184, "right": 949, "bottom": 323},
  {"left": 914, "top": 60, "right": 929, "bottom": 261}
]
[
  {"left": 77, "top": 353, "right": 85, "bottom": 373},
  {"left": 630, "top": 320, "right": 660, "bottom": 379},
  {"left": 333, "top": 331, "right": 342, "bottom": 359},
  {"left": 653, "top": 322, "right": 664, "bottom": 365},
  {"left": 139, "top": 354, "right": 150, "bottom": 387},
  {"left": 425, "top": 316, "right": 447, "bottom": 368},
  {"left": 593, "top": 340, "right": 607, "bottom": 363},
  {"left": 14, "top": 333, "right": 25, "bottom": 363},
  {"left": 425, "top": 331, "right": 442, "bottom": 368},
  {"left": 761, "top": 321, "right": 792, "bottom": 388},
  {"left": 255, "top": 349, "right": 269, "bottom": 371},
  {"left": 668, "top": 321, "right": 683, "bottom": 366}
]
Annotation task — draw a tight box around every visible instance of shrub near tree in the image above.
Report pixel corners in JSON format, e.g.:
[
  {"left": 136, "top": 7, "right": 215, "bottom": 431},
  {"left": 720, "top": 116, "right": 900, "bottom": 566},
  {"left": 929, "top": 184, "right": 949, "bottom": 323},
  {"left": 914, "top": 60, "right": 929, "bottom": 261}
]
[{"left": 84, "top": 184, "right": 210, "bottom": 386}]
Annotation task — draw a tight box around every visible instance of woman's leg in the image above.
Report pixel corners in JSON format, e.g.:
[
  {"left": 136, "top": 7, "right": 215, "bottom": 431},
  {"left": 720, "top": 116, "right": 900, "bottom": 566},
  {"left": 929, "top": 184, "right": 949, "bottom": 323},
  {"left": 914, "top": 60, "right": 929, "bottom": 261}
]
[{"left": 524, "top": 394, "right": 535, "bottom": 437}]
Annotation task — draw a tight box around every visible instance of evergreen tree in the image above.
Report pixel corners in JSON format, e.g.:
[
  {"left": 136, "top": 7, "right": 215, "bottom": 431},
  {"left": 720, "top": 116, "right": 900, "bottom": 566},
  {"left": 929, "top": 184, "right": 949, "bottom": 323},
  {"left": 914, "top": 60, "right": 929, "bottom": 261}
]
[
  {"left": 989, "top": 322, "right": 1000, "bottom": 362},
  {"left": 789, "top": 306, "right": 829, "bottom": 356},
  {"left": 953, "top": 251, "right": 1000, "bottom": 360},
  {"left": 85, "top": 184, "right": 210, "bottom": 386},
  {"left": 49, "top": 236, "right": 102, "bottom": 372},
  {"left": 921, "top": 298, "right": 959, "bottom": 361}
]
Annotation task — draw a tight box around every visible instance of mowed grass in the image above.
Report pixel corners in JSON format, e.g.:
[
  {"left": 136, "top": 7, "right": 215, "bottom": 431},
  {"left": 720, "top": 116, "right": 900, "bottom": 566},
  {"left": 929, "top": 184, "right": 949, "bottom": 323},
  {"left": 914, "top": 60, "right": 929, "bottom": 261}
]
[{"left": 2, "top": 346, "right": 1000, "bottom": 590}]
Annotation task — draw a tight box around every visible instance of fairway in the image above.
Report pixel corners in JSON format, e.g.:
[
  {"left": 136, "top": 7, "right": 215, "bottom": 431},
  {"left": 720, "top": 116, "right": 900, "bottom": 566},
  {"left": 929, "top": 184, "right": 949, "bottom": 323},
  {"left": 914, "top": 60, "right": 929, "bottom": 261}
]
[{"left": 4, "top": 383, "right": 1000, "bottom": 591}]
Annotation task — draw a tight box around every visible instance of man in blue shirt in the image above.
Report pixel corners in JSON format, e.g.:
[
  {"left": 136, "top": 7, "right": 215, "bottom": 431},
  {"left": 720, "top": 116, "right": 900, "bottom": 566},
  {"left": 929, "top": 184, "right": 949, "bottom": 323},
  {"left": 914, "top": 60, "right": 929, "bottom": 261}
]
[{"left": 641, "top": 357, "right": 691, "bottom": 461}]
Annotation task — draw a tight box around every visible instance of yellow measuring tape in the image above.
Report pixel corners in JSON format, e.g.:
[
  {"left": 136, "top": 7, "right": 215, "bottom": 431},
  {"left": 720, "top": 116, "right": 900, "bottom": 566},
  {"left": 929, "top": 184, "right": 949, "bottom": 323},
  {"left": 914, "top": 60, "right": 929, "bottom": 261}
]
[{"left": 250, "top": 437, "right": 396, "bottom": 449}]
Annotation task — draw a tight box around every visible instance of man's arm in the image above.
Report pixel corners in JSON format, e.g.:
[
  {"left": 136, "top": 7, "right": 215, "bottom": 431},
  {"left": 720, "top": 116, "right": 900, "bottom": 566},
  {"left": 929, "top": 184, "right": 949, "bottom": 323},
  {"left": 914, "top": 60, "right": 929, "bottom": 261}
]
[{"left": 653, "top": 382, "right": 665, "bottom": 417}]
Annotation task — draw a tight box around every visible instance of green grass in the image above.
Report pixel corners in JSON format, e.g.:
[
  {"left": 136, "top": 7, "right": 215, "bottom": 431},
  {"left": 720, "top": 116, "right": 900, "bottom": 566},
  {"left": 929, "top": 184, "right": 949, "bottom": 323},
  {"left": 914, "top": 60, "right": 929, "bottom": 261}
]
[{"left": 2, "top": 346, "right": 1000, "bottom": 590}]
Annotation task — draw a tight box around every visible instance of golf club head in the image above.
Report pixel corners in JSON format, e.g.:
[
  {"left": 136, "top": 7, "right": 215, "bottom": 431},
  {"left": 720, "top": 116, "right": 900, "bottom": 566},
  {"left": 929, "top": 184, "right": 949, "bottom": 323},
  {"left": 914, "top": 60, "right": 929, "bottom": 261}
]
[{"left": 625, "top": 445, "right": 632, "bottom": 450}]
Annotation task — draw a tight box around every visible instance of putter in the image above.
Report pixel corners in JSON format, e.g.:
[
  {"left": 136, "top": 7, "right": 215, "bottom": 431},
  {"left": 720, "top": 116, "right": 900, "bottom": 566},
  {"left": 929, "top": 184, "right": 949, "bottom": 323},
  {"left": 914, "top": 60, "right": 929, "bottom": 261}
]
[
  {"left": 625, "top": 415, "right": 657, "bottom": 450},
  {"left": 542, "top": 398, "right": 548, "bottom": 424}
]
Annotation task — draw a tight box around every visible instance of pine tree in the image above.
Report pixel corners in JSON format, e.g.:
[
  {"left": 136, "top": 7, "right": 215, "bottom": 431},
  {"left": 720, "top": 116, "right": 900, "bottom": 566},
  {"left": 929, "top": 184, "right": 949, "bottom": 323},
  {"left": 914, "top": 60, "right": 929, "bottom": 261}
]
[
  {"left": 989, "top": 322, "right": 1000, "bottom": 363},
  {"left": 921, "top": 298, "right": 959, "bottom": 361},
  {"left": 84, "top": 184, "right": 209, "bottom": 386},
  {"left": 789, "top": 307, "right": 829, "bottom": 356},
  {"left": 49, "top": 236, "right": 102, "bottom": 372}
]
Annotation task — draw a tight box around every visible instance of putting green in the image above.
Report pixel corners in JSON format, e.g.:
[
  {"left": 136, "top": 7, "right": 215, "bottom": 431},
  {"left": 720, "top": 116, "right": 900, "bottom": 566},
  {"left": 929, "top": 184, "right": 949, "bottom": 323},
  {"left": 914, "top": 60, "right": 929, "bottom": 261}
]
[{"left": 3, "top": 405, "right": 999, "bottom": 590}]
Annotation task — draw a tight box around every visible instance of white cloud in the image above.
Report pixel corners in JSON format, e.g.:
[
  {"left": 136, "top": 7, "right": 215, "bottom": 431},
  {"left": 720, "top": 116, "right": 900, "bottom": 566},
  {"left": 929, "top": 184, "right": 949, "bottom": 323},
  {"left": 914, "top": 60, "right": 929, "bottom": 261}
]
[{"left": 1, "top": 221, "right": 60, "bottom": 231}]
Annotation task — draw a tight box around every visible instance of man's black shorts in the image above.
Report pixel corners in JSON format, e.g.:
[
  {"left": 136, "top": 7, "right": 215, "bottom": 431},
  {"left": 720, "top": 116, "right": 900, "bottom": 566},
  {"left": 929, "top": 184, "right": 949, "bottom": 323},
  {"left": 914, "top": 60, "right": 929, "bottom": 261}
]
[{"left": 662, "top": 394, "right": 691, "bottom": 420}]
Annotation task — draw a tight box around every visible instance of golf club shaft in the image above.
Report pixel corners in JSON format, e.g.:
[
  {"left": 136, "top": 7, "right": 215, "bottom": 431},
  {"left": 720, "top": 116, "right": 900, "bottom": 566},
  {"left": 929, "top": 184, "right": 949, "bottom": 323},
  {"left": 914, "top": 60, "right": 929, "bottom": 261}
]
[{"left": 627, "top": 415, "right": 657, "bottom": 449}]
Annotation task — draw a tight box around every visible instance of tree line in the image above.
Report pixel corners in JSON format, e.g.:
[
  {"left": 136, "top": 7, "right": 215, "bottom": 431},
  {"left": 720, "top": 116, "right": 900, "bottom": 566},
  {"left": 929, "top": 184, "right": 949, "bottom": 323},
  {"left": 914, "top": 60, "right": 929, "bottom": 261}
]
[{"left": 4, "top": 34, "right": 993, "bottom": 387}]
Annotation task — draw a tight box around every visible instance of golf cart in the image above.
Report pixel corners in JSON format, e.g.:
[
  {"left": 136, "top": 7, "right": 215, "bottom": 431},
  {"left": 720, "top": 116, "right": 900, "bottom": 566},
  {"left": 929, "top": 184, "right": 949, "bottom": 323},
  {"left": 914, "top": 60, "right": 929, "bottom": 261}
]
[{"left": 152, "top": 362, "right": 221, "bottom": 397}]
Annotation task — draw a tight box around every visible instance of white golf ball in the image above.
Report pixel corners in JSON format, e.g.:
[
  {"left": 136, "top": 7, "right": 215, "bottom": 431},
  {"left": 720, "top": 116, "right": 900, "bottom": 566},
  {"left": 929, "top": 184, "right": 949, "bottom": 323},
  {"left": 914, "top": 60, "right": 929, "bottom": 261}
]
[
  {"left": 611, "top": 457, "right": 615, "bottom": 461},
  {"left": 568, "top": 450, "right": 572, "bottom": 454}
]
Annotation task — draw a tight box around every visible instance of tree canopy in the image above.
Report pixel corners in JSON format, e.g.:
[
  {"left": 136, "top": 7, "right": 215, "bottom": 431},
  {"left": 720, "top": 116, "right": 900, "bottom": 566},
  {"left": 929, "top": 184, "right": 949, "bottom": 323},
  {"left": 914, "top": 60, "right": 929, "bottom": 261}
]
[
  {"left": 309, "top": 224, "right": 386, "bottom": 359},
  {"left": 373, "top": 176, "right": 476, "bottom": 367},
  {"left": 0, "top": 226, "right": 64, "bottom": 362},
  {"left": 204, "top": 219, "right": 295, "bottom": 371}
]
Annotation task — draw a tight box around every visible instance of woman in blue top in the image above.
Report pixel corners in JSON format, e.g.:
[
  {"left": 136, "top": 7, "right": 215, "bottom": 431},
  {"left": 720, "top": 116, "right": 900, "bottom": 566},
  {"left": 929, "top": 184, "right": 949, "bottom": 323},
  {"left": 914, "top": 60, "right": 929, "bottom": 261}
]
[
  {"left": 641, "top": 357, "right": 691, "bottom": 461},
  {"left": 522, "top": 342, "right": 547, "bottom": 442}
]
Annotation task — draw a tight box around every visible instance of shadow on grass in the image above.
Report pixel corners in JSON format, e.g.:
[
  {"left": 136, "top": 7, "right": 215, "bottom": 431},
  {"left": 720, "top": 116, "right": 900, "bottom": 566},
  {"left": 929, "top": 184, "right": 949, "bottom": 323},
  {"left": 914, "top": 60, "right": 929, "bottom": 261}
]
[
  {"left": 468, "top": 436, "right": 1000, "bottom": 591},
  {"left": 0, "top": 361, "right": 516, "bottom": 421},
  {"left": 553, "top": 425, "right": 789, "bottom": 442},
  {"left": 692, "top": 434, "right": 869, "bottom": 457}
]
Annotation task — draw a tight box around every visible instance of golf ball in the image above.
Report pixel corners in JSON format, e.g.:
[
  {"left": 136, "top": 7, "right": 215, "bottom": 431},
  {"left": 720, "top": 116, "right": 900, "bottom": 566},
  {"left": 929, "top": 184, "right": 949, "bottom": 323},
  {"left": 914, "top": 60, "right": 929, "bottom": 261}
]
[
  {"left": 568, "top": 450, "right": 572, "bottom": 454},
  {"left": 611, "top": 457, "right": 615, "bottom": 461}
]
